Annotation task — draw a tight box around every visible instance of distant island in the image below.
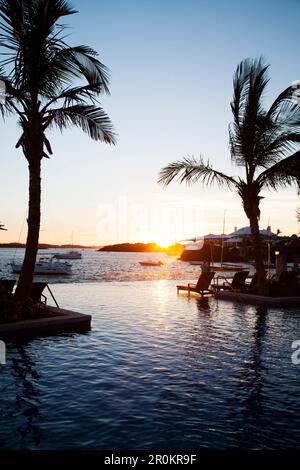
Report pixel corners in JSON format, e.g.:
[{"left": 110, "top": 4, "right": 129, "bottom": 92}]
[
  {"left": 0, "top": 243, "right": 100, "bottom": 249},
  {"left": 0, "top": 241, "right": 183, "bottom": 256},
  {"left": 99, "top": 242, "right": 183, "bottom": 256}
]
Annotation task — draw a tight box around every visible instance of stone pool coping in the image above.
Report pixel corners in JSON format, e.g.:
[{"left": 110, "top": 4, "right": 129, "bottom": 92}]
[
  {"left": 0, "top": 307, "right": 91, "bottom": 341},
  {"left": 215, "top": 290, "right": 300, "bottom": 307}
]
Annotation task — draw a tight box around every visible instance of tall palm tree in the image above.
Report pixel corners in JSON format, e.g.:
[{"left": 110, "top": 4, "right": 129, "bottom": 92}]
[
  {"left": 159, "top": 58, "right": 300, "bottom": 294},
  {"left": 0, "top": 0, "right": 116, "bottom": 302}
]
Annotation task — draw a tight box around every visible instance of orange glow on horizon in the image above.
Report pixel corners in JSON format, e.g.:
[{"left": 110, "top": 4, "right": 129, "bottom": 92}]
[{"left": 152, "top": 236, "right": 175, "bottom": 248}]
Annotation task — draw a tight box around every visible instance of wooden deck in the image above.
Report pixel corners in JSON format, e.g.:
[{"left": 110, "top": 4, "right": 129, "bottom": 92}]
[
  {"left": 0, "top": 307, "right": 91, "bottom": 341},
  {"left": 215, "top": 290, "right": 300, "bottom": 307}
]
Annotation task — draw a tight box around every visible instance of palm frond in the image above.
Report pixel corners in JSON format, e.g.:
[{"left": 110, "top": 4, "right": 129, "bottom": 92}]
[
  {"left": 231, "top": 57, "right": 269, "bottom": 125},
  {"left": 47, "top": 104, "right": 116, "bottom": 144},
  {"left": 45, "top": 45, "right": 110, "bottom": 97},
  {"left": 267, "top": 86, "right": 295, "bottom": 120},
  {"left": 263, "top": 132, "right": 300, "bottom": 157},
  {"left": 249, "top": 126, "right": 300, "bottom": 173},
  {"left": 0, "top": 0, "right": 115, "bottom": 148},
  {"left": 258, "top": 151, "right": 300, "bottom": 190},
  {"left": 41, "top": 84, "right": 99, "bottom": 112},
  {"left": 158, "top": 156, "right": 237, "bottom": 188},
  {"left": 0, "top": 1, "right": 109, "bottom": 98},
  {"left": 229, "top": 57, "right": 300, "bottom": 178},
  {"left": 230, "top": 57, "right": 270, "bottom": 170}
]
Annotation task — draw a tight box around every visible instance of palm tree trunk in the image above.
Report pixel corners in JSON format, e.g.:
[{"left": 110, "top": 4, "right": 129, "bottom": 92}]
[
  {"left": 249, "top": 215, "right": 267, "bottom": 295},
  {"left": 14, "top": 159, "right": 41, "bottom": 302}
]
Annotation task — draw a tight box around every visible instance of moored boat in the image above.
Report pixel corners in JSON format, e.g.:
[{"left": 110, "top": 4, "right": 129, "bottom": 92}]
[
  {"left": 53, "top": 250, "right": 82, "bottom": 260},
  {"left": 11, "top": 257, "right": 72, "bottom": 275},
  {"left": 139, "top": 261, "right": 164, "bottom": 267}
]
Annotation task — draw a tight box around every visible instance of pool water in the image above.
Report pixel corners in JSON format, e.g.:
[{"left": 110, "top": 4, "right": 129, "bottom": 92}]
[{"left": 0, "top": 281, "right": 299, "bottom": 450}]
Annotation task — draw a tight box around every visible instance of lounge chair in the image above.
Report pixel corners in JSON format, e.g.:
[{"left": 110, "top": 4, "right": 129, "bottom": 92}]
[
  {"left": 247, "top": 273, "right": 258, "bottom": 289},
  {"left": 245, "top": 271, "right": 269, "bottom": 291},
  {"left": 0, "top": 279, "right": 16, "bottom": 296},
  {"left": 213, "top": 271, "right": 249, "bottom": 291},
  {"left": 177, "top": 271, "right": 215, "bottom": 297},
  {"left": 30, "top": 282, "right": 60, "bottom": 308}
]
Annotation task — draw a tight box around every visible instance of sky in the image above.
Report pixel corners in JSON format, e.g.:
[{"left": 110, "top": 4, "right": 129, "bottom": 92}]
[{"left": 0, "top": 0, "right": 300, "bottom": 246}]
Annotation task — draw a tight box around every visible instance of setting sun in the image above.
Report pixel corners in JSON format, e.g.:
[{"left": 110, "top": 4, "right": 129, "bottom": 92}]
[{"left": 153, "top": 236, "right": 173, "bottom": 248}]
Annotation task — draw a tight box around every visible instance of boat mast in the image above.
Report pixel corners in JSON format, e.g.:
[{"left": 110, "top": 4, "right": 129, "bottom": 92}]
[
  {"left": 267, "top": 217, "right": 271, "bottom": 273},
  {"left": 220, "top": 210, "right": 226, "bottom": 266}
]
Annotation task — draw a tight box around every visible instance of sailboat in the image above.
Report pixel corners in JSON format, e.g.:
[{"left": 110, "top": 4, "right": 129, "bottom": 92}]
[
  {"left": 53, "top": 250, "right": 82, "bottom": 260},
  {"left": 53, "top": 232, "right": 82, "bottom": 260}
]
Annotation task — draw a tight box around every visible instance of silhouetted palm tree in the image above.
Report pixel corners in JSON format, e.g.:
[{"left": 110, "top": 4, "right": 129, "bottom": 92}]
[
  {"left": 0, "top": 0, "right": 116, "bottom": 302},
  {"left": 159, "top": 58, "right": 300, "bottom": 293}
]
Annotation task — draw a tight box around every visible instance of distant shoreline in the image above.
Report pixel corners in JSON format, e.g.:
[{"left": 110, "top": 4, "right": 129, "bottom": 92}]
[
  {"left": 0, "top": 243, "right": 100, "bottom": 249},
  {"left": 0, "top": 241, "right": 183, "bottom": 255},
  {"left": 99, "top": 242, "right": 183, "bottom": 255}
]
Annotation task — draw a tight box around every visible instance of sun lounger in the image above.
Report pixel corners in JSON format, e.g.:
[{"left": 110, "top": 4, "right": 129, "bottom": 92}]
[
  {"left": 213, "top": 271, "right": 249, "bottom": 291},
  {"left": 177, "top": 271, "right": 215, "bottom": 297}
]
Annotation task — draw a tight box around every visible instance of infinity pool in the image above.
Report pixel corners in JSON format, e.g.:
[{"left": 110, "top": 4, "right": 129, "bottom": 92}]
[{"left": 0, "top": 281, "right": 299, "bottom": 449}]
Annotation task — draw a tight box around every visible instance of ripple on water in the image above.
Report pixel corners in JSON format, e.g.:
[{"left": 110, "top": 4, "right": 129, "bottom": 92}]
[
  {"left": 0, "top": 279, "right": 299, "bottom": 450},
  {"left": 0, "top": 248, "right": 255, "bottom": 283}
]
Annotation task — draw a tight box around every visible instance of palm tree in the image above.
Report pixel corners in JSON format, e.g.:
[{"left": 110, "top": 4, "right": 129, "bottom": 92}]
[
  {"left": 0, "top": 0, "right": 116, "bottom": 302},
  {"left": 159, "top": 58, "right": 300, "bottom": 294}
]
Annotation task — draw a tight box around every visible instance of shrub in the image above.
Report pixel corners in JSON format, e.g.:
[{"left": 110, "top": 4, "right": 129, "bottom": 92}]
[{"left": 0, "top": 287, "right": 47, "bottom": 323}]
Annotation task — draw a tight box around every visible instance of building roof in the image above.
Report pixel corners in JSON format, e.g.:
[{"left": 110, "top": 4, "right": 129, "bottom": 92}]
[
  {"left": 227, "top": 226, "right": 275, "bottom": 237},
  {"left": 180, "top": 234, "right": 228, "bottom": 243},
  {"left": 180, "top": 227, "right": 276, "bottom": 247}
]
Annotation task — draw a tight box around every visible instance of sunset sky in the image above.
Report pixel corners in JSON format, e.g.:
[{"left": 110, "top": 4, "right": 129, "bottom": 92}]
[{"left": 0, "top": 0, "right": 299, "bottom": 246}]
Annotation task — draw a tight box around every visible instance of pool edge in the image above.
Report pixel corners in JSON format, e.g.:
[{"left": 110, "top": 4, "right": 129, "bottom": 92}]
[{"left": 0, "top": 307, "right": 92, "bottom": 341}]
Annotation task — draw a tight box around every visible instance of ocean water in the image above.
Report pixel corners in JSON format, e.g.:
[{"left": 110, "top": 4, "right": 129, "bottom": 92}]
[
  {"left": 0, "top": 247, "right": 197, "bottom": 283},
  {"left": 0, "top": 250, "right": 299, "bottom": 450},
  {"left": 0, "top": 247, "right": 255, "bottom": 283}
]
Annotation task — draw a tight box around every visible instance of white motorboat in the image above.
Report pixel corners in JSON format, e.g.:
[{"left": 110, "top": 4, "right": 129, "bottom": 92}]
[
  {"left": 11, "top": 257, "right": 72, "bottom": 275},
  {"left": 139, "top": 261, "right": 164, "bottom": 267},
  {"left": 53, "top": 250, "right": 82, "bottom": 260}
]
